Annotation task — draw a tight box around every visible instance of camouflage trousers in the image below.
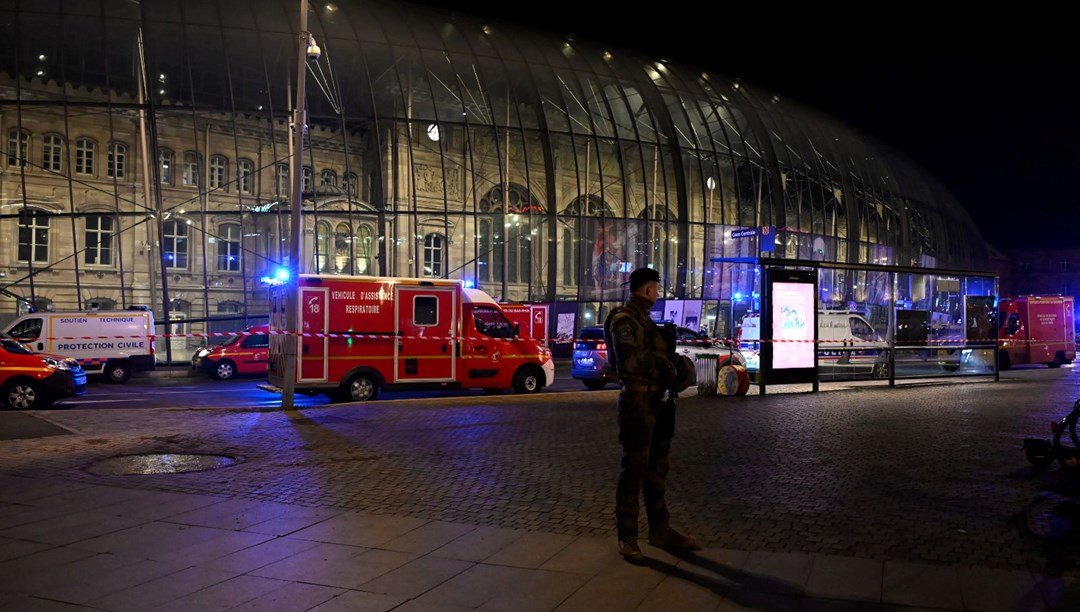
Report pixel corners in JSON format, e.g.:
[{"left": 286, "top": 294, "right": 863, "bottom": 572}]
[{"left": 615, "top": 389, "right": 671, "bottom": 540}]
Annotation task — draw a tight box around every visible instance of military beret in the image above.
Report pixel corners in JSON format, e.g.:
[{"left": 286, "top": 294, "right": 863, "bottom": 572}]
[{"left": 627, "top": 267, "right": 661, "bottom": 292}]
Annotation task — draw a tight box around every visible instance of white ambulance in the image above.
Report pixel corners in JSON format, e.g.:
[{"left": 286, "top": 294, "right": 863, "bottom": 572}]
[
  {"left": 3, "top": 308, "right": 156, "bottom": 383},
  {"left": 737, "top": 310, "right": 889, "bottom": 377}
]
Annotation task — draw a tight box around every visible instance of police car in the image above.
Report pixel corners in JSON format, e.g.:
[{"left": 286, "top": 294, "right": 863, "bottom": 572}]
[
  {"left": 0, "top": 333, "right": 87, "bottom": 409},
  {"left": 572, "top": 325, "right": 745, "bottom": 390}
]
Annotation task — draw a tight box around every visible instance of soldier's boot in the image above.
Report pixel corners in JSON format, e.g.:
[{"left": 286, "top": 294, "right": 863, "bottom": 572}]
[
  {"left": 617, "top": 538, "right": 645, "bottom": 565},
  {"left": 648, "top": 526, "right": 701, "bottom": 551}
]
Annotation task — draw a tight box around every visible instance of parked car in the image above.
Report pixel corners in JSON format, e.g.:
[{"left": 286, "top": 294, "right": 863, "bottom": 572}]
[
  {"left": 572, "top": 325, "right": 745, "bottom": 390},
  {"left": 0, "top": 333, "right": 87, "bottom": 409},
  {"left": 192, "top": 324, "right": 270, "bottom": 380}
]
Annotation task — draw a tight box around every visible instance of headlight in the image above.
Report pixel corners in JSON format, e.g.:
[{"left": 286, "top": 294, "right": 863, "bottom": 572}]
[
  {"left": 42, "top": 357, "right": 71, "bottom": 370},
  {"left": 196, "top": 348, "right": 210, "bottom": 357},
  {"left": 732, "top": 352, "right": 746, "bottom": 366}
]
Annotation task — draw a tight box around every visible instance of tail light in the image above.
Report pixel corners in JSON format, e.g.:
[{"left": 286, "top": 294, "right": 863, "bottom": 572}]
[{"left": 597, "top": 342, "right": 607, "bottom": 351}]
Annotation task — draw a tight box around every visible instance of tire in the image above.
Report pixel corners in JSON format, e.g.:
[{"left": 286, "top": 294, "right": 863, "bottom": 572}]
[
  {"left": 213, "top": 360, "right": 236, "bottom": 380},
  {"left": 1053, "top": 412, "right": 1080, "bottom": 469},
  {"left": 1048, "top": 352, "right": 1065, "bottom": 369},
  {"left": 942, "top": 363, "right": 960, "bottom": 373},
  {"left": 339, "top": 373, "right": 378, "bottom": 402},
  {"left": 998, "top": 351, "right": 1011, "bottom": 372},
  {"left": 104, "top": 360, "right": 131, "bottom": 384},
  {"left": 2, "top": 380, "right": 47, "bottom": 410},
  {"left": 514, "top": 367, "right": 543, "bottom": 394},
  {"left": 872, "top": 361, "right": 890, "bottom": 379},
  {"left": 1025, "top": 440, "right": 1056, "bottom": 468},
  {"left": 582, "top": 379, "right": 607, "bottom": 390}
]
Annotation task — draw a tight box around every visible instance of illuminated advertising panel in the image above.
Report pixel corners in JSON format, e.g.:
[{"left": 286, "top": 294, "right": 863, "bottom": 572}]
[{"left": 771, "top": 282, "right": 816, "bottom": 369}]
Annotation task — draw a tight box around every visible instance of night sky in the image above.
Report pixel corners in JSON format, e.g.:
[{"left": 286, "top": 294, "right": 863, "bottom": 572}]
[{"left": 412, "top": 1, "right": 1080, "bottom": 251}]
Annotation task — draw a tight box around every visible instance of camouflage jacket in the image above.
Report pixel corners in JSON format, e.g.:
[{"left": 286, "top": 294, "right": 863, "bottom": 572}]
[{"left": 608, "top": 295, "right": 675, "bottom": 388}]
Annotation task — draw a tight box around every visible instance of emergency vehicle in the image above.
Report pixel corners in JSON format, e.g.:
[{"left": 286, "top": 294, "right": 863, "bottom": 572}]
[
  {"left": 737, "top": 310, "right": 889, "bottom": 377},
  {"left": 0, "top": 333, "right": 87, "bottom": 409},
  {"left": 3, "top": 308, "right": 155, "bottom": 383},
  {"left": 266, "top": 275, "right": 555, "bottom": 401},
  {"left": 500, "top": 304, "right": 549, "bottom": 345},
  {"left": 192, "top": 324, "right": 270, "bottom": 379},
  {"left": 998, "top": 295, "right": 1076, "bottom": 370}
]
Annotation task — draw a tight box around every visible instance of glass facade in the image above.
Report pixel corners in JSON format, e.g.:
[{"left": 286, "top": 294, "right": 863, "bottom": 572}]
[{"left": 0, "top": 1, "right": 989, "bottom": 361}]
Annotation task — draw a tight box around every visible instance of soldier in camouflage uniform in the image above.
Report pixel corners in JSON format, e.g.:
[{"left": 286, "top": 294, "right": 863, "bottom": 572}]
[{"left": 606, "top": 267, "right": 701, "bottom": 564}]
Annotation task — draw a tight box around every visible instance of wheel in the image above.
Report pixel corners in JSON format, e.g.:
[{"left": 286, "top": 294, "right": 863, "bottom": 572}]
[
  {"left": 1025, "top": 439, "right": 1055, "bottom": 468},
  {"left": 1053, "top": 413, "right": 1080, "bottom": 469},
  {"left": 998, "top": 351, "right": 1011, "bottom": 372},
  {"left": 1048, "top": 352, "right": 1065, "bottom": 369},
  {"left": 872, "top": 361, "right": 890, "bottom": 379},
  {"left": 582, "top": 379, "right": 607, "bottom": 390},
  {"left": 339, "top": 373, "right": 378, "bottom": 402},
  {"left": 2, "top": 380, "right": 47, "bottom": 410},
  {"left": 942, "top": 363, "right": 960, "bottom": 373},
  {"left": 213, "top": 360, "right": 236, "bottom": 380},
  {"left": 104, "top": 360, "right": 131, "bottom": 383},
  {"left": 514, "top": 367, "right": 543, "bottom": 394}
]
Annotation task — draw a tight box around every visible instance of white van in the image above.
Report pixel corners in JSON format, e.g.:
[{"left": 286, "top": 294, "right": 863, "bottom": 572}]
[
  {"left": 4, "top": 308, "right": 155, "bottom": 383},
  {"left": 737, "top": 310, "right": 889, "bottom": 377}
]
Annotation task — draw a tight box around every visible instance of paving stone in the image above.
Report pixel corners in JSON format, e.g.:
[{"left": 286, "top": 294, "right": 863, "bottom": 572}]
[
  {"left": 742, "top": 551, "right": 813, "bottom": 596},
  {"left": 150, "top": 574, "right": 287, "bottom": 612},
  {"left": 200, "top": 534, "right": 322, "bottom": 573},
  {"left": 288, "top": 511, "right": 429, "bottom": 548},
  {"left": 357, "top": 555, "right": 474, "bottom": 597},
  {"left": 378, "top": 520, "right": 477, "bottom": 555},
  {"left": 956, "top": 566, "right": 1045, "bottom": 612},
  {"left": 309, "top": 589, "right": 411, "bottom": 612},
  {"left": 228, "top": 581, "right": 345, "bottom": 612},
  {"left": 88, "top": 565, "right": 239, "bottom": 612},
  {"left": 248, "top": 541, "right": 372, "bottom": 588},
  {"left": 484, "top": 532, "right": 577, "bottom": 568}
]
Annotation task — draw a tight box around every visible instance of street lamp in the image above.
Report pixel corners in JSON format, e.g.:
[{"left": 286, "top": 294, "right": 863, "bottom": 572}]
[{"left": 282, "top": 0, "right": 317, "bottom": 410}]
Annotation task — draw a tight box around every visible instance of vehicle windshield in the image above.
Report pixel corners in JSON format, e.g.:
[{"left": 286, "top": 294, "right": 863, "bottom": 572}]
[{"left": 0, "top": 332, "right": 34, "bottom": 355}]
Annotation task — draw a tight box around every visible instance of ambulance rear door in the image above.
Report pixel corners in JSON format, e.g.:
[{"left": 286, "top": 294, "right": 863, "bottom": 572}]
[{"left": 395, "top": 285, "right": 456, "bottom": 382}]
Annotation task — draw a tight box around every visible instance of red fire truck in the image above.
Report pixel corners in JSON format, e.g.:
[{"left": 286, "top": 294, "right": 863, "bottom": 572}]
[
  {"left": 998, "top": 295, "right": 1076, "bottom": 370},
  {"left": 266, "top": 275, "right": 555, "bottom": 401}
]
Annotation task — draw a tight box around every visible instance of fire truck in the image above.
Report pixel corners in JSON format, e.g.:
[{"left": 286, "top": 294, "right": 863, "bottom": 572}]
[
  {"left": 998, "top": 295, "right": 1076, "bottom": 370},
  {"left": 266, "top": 275, "right": 555, "bottom": 401}
]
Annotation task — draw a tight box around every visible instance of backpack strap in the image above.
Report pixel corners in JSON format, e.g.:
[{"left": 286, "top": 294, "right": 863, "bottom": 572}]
[{"left": 603, "top": 306, "right": 623, "bottom": 374}]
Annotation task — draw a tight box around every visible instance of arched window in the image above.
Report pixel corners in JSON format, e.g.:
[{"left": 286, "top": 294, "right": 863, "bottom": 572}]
[
  {"left": 356, "top": 224, "right": 373, "bottom": 274},
  {"left": 333, "top": 222, "right": 351, "bottom": 273},
  {"left": 107, "top": 143, "right": 127, "bottom": 179},
  {"left": 163, "top": 219, "right": 189, "bottom": 269},
  {"left": 158, "top": 148, "right": 174, "bottom": 185},
  {"left": 478, "top": 184, "right": 544, "bottom": 285},
  {"left": 7, "top": 129, "right": 28, "bottom": 167},
  {"left": 314, "top": 221, "right": 331, "bottom": 272},
  {"left": 17, "top": 297, "right": 52, "bottom": 317},
  {"left": 237, "top": 159, "right": 254, "bottom": 194},
  {"left": 86, "top": 297, "right": 116, "bottom": 311},
  {"left": 209, "top": 155, "right": 227, "bottom": 190},
  {"left": 182, "top": 151, "right": 200, "bottom": 186},
  {"left": 320, "top": 169, "right": 337, "bottom": 188},
  {"left": 345, "top": 173, "right": 359, "bottom": 197},
  {"left": 423, "top": 233, "right": 445, "bottom": 278},
  {"left": 84, "top": 214, "right": 114, "bottom": 266},
  {"left": 217, "top": 223, "right": 241, "bottom": 271},
  {"left": 18, "top": 210, "right": 50, "bottom": 263},
  {"left": 75, "top": 138, "right": 95, "bottom": 175},
  {"left": 42, "top": 134, "right": 63, "bottom": 173}
]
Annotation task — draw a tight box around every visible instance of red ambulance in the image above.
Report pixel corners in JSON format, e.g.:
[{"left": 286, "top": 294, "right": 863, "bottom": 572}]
[
  {"left": 998, "top": 295, "right": 1076, "bottom": 370},
  {"left": 266, "top": 275, "right": 555, "bottom": 401}
]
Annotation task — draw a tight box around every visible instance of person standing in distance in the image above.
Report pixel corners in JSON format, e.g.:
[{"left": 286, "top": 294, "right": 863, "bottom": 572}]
[{"left": 605, "top": 267, "right": 701, "bottom": 564}]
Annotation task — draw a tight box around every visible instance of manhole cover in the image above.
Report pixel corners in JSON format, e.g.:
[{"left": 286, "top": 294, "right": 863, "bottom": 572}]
[{"left": 87, "top": 453, "right": 242, "bottom": 475}]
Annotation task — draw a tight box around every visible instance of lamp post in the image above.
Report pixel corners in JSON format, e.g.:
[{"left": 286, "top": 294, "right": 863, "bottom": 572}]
[{"left": 282, "top": 0, "right": 315, "bottom": 410}]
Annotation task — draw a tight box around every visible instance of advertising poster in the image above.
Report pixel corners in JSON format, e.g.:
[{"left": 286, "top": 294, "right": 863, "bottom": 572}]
[
  {"left": 664, "top": 300, "right": 684, "bottom": 326},
  {"left": 682, "top": 300, "right": 703, "bottom": 332},
  {"left": 580, "top": 218, "right": 639, "bottom": 301},
  {"left": 771, "top": 281, "right": 815, "bottom": 369}
]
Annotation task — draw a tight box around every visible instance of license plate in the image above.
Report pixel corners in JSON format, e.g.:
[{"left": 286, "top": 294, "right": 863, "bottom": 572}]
[
  {"left": 74, "top": 374, "right": 87, "bottom": 386},
  {"left": 577, "top": 357, "right": 594, "bottom": 366}
]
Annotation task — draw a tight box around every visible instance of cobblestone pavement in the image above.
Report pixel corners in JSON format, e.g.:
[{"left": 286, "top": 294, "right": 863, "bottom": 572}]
[{"left": 4, "top": 367, "right": 1080, "bottom": 575}]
